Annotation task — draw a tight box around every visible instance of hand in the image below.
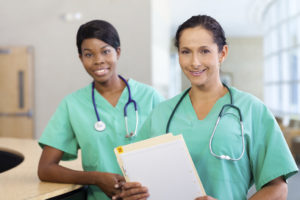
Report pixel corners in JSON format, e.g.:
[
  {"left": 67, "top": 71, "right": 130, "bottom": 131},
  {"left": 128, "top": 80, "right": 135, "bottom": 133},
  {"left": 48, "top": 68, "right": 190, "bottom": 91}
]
[
  {"left": 94, "top": 172, "right": 125, "bottom": 198},
  {"left": 112, "top": 182, "right": 149, "bottom": 200},
  {"left": 195, "top": 196, "right": 217, "bottom": 200}
]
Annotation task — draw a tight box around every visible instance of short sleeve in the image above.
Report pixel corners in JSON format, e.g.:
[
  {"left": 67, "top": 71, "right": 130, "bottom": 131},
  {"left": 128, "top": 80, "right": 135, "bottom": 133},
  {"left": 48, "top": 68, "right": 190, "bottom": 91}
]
[
  {"left": 38, "top": 98, "right": 79, "bottom": 160},
  {"left": 151, "top": 90, "right": 165, "bottom": 108},
  {"left": 250, "top": 104, "right": 298, "bottom": 190}
]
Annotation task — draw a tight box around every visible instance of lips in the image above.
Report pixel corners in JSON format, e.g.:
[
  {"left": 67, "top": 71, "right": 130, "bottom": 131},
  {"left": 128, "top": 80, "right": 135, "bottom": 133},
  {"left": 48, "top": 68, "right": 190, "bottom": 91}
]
[
  {"left": 190, "top": 68, "right": 206, "bottom": 76},
  {"left": 94, "top": 68, "right": 109, "bottom": 76}
]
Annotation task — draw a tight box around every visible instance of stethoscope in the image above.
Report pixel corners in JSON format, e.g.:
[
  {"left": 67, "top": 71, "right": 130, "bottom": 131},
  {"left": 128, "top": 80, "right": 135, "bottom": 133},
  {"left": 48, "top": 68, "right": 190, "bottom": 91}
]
[
  {"left": 166, "top": 83, "right": 245, "bottom": 161},
  {"left": 92, "top": 75, "right": 139, "bottom": 138}
]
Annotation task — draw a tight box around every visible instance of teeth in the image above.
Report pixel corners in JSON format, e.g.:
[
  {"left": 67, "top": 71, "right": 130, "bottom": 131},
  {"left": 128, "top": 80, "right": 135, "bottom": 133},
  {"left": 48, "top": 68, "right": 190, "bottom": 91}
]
[
  {"left": 191, "top": 69, "right": 205, "bottom": 73},
  {"left": 94, "top": 68, "right": 107, "bottom": 76}
]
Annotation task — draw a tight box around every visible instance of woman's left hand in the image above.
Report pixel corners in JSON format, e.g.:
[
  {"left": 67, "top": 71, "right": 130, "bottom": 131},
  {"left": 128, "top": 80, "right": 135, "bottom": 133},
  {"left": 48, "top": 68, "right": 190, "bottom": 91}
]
[{"left": 112, "top": 182, "right": 149, "bottom": 200}]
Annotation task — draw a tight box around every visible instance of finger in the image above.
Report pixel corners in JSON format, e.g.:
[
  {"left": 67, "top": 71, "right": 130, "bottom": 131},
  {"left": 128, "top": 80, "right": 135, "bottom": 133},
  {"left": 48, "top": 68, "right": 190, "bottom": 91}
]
[
  {"left": 115, "top": 180, "right": 126, "bottom": 189},
  {"left": 122, "top": 192, "right": 149, "bottom": 200},
  {"left": 112, "top": 194, "right": 120, "bottom": 200},
  {"left": 114, "top": 183, "right": 122, "bottom": 189},
  {"left": 116, "top": 174, "right": 126, "bottom": 182},
  {"left": 120, "top": 187, "right": 148, "bottom": 197},
  {"left": 122, "top": 182, "right": 142, "bottom": 190}
]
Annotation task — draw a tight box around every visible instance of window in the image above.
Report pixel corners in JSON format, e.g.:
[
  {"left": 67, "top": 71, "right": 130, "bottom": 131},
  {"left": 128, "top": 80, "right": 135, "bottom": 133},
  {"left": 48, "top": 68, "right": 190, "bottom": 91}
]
[{"left": 263, "top": 0, "right": 300, "bottom": 118}]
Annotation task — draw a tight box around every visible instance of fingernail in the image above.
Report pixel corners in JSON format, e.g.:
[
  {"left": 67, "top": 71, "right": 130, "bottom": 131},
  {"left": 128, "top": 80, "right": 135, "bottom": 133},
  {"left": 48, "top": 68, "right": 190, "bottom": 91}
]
[{"left": 114, "top": 184, "right": 119, "bottom": 188}]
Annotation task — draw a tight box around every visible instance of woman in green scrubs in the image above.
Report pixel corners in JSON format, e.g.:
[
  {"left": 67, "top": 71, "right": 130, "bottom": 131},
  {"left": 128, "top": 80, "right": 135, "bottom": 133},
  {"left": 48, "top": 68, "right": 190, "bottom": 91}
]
[
  {"left": 38, "top": 20, "right": 163, "bottom": 200},
  {"left": 117, "top": 15, "right": 298, "bottom": 200}
]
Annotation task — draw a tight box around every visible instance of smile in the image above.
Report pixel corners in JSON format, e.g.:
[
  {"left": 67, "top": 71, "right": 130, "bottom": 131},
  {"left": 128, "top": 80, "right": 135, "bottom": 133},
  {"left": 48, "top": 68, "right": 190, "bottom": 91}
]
[
  {"left": 189, "top": 68, "right": 206, "bottom": 76},
  {"left": 94, "top": 68, "right": 109, "bottom": 76}
]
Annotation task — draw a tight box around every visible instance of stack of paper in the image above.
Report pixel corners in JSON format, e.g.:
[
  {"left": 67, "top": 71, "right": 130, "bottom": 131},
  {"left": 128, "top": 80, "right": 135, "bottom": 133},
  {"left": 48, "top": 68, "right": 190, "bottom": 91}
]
[{"left": 114, "top": 134, "right": 206, "bottom": 199}]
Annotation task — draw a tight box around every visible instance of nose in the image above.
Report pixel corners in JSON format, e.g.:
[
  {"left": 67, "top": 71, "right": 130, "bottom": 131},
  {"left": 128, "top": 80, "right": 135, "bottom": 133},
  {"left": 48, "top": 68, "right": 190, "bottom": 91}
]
[
  {"left": 191, "top": 53, "right": 201, "bottom": 69},
  {"left": 94, "top": 53, "right": 104, "bottom": 64}
]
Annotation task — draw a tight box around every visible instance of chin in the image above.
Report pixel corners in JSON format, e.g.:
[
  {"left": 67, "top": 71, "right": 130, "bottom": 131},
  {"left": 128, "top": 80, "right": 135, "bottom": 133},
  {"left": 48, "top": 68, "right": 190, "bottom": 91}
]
[{"left": 189, "top": 78, "right": 206, "bottom": 86}]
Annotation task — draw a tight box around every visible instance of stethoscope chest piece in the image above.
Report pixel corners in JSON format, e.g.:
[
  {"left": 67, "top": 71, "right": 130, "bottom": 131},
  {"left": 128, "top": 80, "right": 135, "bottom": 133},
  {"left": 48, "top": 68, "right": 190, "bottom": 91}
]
[
  {"left": 91, "top": 75, "right": 138, "bottom": 137},
  {"left": 94, "top": 121, "right": 106, "bottom": 132}
]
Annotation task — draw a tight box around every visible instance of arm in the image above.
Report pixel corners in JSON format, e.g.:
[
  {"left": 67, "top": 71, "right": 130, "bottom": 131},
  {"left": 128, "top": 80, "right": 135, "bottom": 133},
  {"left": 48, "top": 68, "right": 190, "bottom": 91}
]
[
  {"left": 249, "top": 176, "right": 287, "bottom": 200},
  {"left": 38, "top": 145, "right": 125, "bottom": 198},
  {"left": 194, "top": 177, "right": 287, "bottom": 200}
]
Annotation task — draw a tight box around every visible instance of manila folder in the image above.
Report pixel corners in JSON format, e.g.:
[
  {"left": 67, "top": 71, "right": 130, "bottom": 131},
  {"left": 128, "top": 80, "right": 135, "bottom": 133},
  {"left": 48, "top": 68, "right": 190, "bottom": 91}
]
[{"left": 114, "top": 134, "right": 205, "bottom": 199}]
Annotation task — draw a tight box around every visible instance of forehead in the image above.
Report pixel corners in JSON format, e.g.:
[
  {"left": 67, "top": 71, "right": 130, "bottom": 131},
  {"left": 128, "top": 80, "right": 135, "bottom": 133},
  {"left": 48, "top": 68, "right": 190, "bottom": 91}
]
[
  {"left": 179, "top": 26, "right": 215, "bottom": 48},
  {"left": 81, "top": 38, "right": 110, "bottom": 49}
]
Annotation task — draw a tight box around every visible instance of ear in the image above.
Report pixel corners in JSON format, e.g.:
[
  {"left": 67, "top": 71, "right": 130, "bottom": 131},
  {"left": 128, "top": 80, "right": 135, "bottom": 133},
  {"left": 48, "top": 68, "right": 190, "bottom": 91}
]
[
  {"left": 116, "top": 47, "right": 121, "bottom": 59},
  {"left": 79, "top": 54, "right": 83, "bottom": 63},
  {"left": 219, "top": 45, "right": 228, "bottom": 63}
]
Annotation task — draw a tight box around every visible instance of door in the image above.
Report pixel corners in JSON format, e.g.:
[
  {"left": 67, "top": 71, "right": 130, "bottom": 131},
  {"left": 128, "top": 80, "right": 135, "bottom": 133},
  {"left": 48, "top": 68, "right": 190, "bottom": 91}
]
[{"left": 0, "top": 47, "right": 34, "bottom": 138}]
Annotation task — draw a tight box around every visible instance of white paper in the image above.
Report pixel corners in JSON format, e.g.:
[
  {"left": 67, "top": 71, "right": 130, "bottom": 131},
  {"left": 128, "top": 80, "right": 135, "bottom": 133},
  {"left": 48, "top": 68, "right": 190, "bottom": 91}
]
[{"left": 117, "top": 135, "right": 204, "bottom": 199}]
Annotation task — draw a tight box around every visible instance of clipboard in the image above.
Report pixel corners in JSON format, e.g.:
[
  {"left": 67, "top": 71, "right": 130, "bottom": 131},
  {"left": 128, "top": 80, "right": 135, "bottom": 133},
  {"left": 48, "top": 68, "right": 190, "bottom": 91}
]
[{"left": 114, "top": 134, "right": 206, "bottom": 199}]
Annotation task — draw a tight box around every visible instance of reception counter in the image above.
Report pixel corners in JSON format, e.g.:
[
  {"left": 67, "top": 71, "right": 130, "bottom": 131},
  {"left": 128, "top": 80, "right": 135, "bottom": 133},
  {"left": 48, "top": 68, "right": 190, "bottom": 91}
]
[{"left": 0, "top": 137, "right": 83, "bottom": 200}]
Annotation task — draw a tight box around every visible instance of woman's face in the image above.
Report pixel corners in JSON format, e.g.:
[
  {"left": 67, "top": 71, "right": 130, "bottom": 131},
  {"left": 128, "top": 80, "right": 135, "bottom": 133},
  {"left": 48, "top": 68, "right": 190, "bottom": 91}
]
[
  {"left": 178, "top": 26, "right": 227, "bottom": 88},
  {"left": 79, "top": 38, "right": 120, "bottom": 85}
]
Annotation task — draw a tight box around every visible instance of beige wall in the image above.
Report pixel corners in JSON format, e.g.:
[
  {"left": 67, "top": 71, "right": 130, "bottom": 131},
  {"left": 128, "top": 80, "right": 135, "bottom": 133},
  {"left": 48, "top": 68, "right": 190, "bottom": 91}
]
[
  {"left": 0, "top": 0, "right": 152, "bottom": 138},
  {"left": 223, "top": 37, "right": 264, "bottom": 100},
  {"left": 181, "top": 37, "right": 264, "bottom": 100}
]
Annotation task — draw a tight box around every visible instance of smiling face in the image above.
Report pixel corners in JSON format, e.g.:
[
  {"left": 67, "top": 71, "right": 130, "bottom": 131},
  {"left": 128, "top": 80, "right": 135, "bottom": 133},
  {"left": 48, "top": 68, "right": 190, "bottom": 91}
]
[
  {"left": 79, "top": 38, "right": 120, "bottom": 85},
  {"left": 178, "top": 26, "right": 228, "bottom": 89}
]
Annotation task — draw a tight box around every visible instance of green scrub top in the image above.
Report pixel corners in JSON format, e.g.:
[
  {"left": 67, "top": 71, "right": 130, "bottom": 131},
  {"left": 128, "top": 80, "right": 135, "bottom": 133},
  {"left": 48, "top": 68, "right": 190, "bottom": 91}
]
[
  {"left": 137, "top": 87, "right": 298, "bottom": 200},
  {"left": 39, "top": 79, "right": 164, "bottom": 200}
]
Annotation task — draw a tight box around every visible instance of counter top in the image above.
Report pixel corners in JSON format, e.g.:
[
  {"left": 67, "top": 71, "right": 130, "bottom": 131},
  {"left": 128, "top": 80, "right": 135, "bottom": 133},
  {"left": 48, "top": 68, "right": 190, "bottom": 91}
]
[{"left": 0, "top": 137, "right": 83, "bottom": 200}]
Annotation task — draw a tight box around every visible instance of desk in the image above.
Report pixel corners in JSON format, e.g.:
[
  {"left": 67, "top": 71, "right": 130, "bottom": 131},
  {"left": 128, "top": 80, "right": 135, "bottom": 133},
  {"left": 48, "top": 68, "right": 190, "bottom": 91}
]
[{"left": 0, "top": 137, "right": 83, "bottom": 200}]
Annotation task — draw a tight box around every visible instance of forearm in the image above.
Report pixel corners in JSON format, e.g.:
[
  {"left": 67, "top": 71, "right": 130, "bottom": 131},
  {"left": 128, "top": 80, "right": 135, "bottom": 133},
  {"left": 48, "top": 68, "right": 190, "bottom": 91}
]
[
  {"left": 249, "top": 177, "right": 287, "bottom": 200},
  {"left": 38, "top": 163, "right": 98, "bottom": 185}
]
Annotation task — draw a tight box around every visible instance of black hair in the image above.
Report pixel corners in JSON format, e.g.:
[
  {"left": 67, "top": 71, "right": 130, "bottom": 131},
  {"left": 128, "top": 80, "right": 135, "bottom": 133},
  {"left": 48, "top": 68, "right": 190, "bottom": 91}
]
[
  {"left": 175, "top": 15, "right": 227, "bottom": 52},
  {"left": 76, "top": 20, "right": 120, "bottom": 54}
]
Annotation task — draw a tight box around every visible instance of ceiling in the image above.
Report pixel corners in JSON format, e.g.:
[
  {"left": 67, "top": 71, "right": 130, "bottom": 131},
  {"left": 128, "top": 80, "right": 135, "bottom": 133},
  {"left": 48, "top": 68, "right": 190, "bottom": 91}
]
[
  {"left": 170, "top": 0, "right": 268, "bottom": 37},
  {"left": 0, "top": 0, "right": 268, "bottom": 38}
]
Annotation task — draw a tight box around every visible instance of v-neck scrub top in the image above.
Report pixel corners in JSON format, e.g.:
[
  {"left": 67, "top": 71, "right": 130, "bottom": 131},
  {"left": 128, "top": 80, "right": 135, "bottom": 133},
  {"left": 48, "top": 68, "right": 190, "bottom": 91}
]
[
  {"left": 137, "top": 87, "right": 298, "bottom": 200},
  {"left": 39, "top": 79, "right": 164, "bottom": 200}
]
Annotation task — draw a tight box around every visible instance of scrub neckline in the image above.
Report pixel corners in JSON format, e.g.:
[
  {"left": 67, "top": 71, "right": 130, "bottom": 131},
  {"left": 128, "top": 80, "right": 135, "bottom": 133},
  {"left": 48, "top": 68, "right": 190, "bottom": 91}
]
[
  {"left": 93, "top": 79, "right": 133, "bottom": 111},
  {"left": 185, "top": 89, "right": 230, "bottom": 122}
]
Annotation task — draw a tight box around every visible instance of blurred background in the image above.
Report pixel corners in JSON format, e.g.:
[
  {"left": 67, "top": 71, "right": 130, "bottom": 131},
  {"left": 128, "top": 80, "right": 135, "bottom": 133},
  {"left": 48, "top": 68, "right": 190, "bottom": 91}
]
[{"left": 0, "top": 0, "right": 299, "bottom": 198}]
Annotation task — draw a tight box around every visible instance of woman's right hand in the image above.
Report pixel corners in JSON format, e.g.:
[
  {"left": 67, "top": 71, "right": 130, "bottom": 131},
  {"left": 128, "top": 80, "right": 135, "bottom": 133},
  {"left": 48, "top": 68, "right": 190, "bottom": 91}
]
[{"left": 94, "top": 172, "right": 125, "bottom": 198}]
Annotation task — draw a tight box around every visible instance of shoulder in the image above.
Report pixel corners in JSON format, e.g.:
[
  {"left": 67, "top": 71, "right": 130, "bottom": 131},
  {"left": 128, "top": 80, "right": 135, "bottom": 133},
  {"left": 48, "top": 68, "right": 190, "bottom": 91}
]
[
  {"left": 230, "top": 86, "right": 275, "bottom": 123},
  {"left": 129, "top": 79, "right": 165, "bottom": 100},
  {"left": 230, "top": 87, "right": 265, "bottom": 108},
  {"left": 61, "top": 84, "right": 91, "bottom": 105},
  {"left": 129, "top": 79, "right": 157, "bottom": 93},
  {"left": 152, "top": 89, "right": 188, "bottom": 113}
]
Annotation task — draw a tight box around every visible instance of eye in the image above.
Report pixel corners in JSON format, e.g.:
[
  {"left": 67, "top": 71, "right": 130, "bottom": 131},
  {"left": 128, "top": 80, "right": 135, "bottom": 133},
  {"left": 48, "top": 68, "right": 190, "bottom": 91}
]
[
  {"left": 84, "top": 53, "right": 93, "bottom": 58},
  {"left": 180, "top": 49, "right": 190, "bottom": 54},
  {"left": 200, "top": 49, "right": 210, "bottom": 54},
  {"left": 103, "top": 49, "right": 111, "bottom": 55}
]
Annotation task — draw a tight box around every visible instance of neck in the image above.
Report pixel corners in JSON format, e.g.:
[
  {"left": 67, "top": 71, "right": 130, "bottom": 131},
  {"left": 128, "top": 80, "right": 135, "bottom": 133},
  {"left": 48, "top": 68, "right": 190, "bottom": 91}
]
[
  {"left": 94, "top": 75, "right": 125, "bottom": 95},
  {"left": 189, "top": 81, "right": 227, "bottom": 104}
]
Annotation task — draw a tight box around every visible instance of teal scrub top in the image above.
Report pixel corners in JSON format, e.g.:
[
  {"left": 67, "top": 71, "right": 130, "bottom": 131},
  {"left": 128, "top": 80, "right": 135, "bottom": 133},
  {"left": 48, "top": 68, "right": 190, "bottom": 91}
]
[
  {"left": 39, "top": 79, "right": 164, "bottom": 200},
  {"left": 137, "top": 87, "right": 298, "bottom": 200}
]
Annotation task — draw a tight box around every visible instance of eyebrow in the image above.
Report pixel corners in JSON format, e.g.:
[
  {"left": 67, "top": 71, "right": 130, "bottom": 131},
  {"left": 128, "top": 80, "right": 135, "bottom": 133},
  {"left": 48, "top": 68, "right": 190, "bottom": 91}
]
[
  {"left": 82, "top": 45, "right": 110, "bottom": 51},
  {"left": 180, "top": 45, "right": 210, "bottom": 49}
]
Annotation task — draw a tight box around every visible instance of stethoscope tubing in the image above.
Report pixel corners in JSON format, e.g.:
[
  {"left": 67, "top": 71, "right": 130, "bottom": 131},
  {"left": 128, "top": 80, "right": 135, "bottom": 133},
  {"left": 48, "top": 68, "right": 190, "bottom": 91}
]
[
  {"left": 92, "top": 82, "right": 101, "bottom": 122},
  {"left": 92, "top": 75, "right": 139, "bottom": 137},
  {"left": 166, "top": 83, "right": 245, "bottom": 161}
]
